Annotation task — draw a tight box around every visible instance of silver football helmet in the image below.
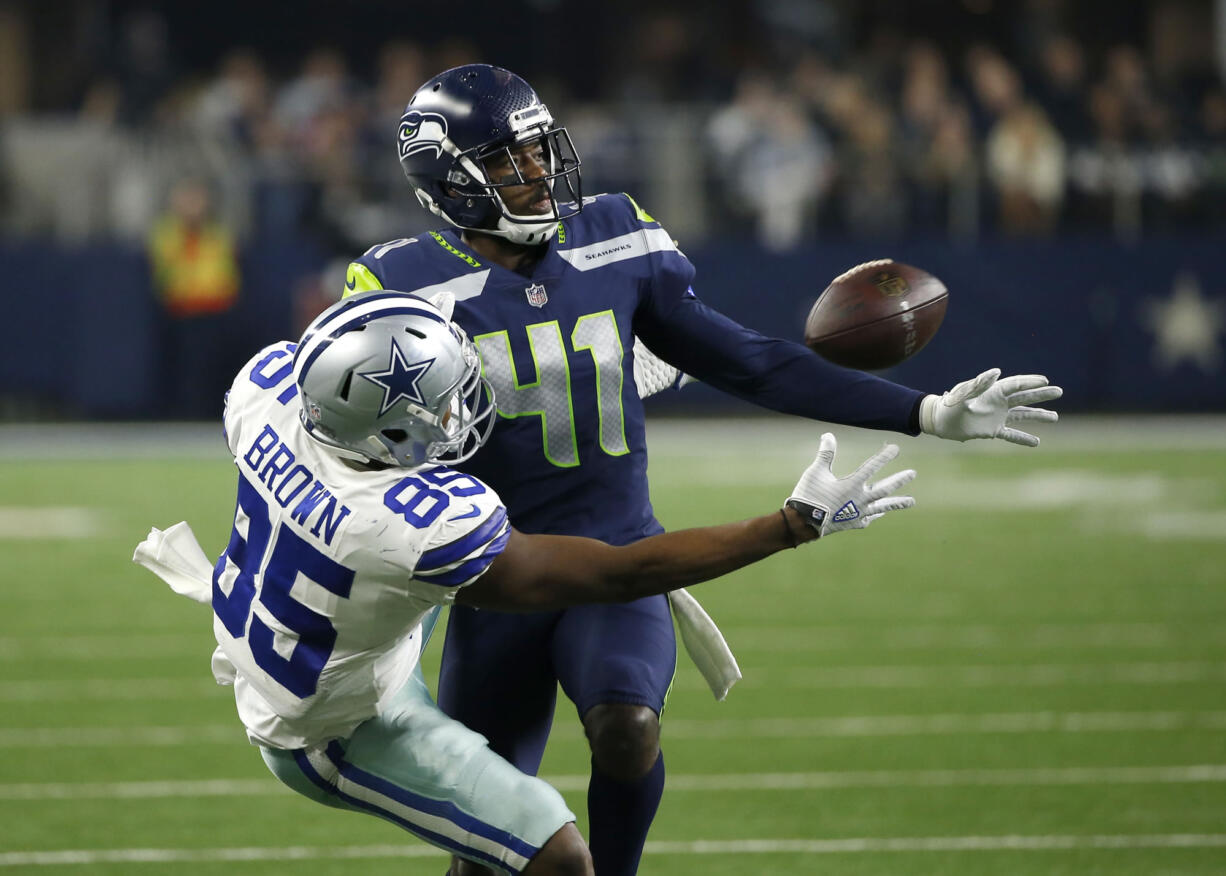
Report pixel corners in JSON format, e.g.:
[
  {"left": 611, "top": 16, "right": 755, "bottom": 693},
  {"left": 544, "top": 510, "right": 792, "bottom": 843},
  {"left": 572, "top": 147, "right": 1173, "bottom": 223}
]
[{"left": 292, "top": 291, "right": 496, "bottom": 467}]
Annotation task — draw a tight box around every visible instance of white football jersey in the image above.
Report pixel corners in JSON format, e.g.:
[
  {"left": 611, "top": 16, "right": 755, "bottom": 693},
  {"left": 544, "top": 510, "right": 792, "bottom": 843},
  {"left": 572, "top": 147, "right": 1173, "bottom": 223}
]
[{"left": 213, "top": 342, "right": 510, "bottom": 749}]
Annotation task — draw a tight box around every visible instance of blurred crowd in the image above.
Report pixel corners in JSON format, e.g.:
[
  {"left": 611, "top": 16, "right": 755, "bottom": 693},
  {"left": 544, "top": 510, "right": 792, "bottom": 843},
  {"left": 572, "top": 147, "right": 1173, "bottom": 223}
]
[
  {"left": 3, "top": 0, "right": 1225, "bottom": 255},
  {"left": 706, "top": 22, "right": 1226, "bottom": 248}
]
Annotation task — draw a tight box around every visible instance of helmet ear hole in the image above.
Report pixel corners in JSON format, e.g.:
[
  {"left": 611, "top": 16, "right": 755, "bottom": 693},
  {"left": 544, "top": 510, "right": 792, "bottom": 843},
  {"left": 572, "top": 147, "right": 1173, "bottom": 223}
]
[{"left": 381, "top": 428, "right": 408, "bottom": 442}]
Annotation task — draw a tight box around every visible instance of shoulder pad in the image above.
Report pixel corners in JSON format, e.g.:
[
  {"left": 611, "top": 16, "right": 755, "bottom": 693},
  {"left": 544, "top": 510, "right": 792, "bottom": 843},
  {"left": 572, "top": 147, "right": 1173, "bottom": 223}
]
[{"left": 344, "top": 261, "right": 384, "bottom": 298}]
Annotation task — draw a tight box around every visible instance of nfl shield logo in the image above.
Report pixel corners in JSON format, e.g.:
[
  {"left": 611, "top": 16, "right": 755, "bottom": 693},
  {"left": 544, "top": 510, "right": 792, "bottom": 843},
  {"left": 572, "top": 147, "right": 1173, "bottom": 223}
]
[{"left": 525, "top": 283, "right": 548, "bottom": 308}]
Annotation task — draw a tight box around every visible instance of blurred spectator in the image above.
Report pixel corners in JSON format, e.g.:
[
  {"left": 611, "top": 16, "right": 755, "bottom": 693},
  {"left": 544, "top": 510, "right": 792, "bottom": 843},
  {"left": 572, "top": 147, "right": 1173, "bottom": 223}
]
[
  {"left": 964, "top": 45, "right": 1023, "bottom": 135},
  {"left": 833, "top": 96, "right": 908, "bottom": 237},
  {"left": 1032, "top": 34, "right": 1091, "bottom": 142},
  {"left": 109, "top": 7, "right": 177, "bottom": 127},
  {"left": 273, "top": 48, "right": 355, "bottom": 142},
  {"left": 371, "top": 41, "right": 426, "bottom": 130},
  {"left": 192, "top": 49, "right": 274, "bottom": 150},
  {"left": 616, "top": 10, "right": 711, "bottom": 104},
  {"left": 147, "top": 177, "right": 242, "bottom": 418},
  {"left": 986, "top": 101, "right": 1066, "bottom": 234},
  {"left": 1102, "top": 45, "right": 1157, "bottom": 140},
  {"left": 912, "top": 101, "right": 980, "bottom": 235},
  {"left": 1198, "top": 88, "right": 1226, "bottom": 224},
  {"left": 707, "top": 72, "right": 834, "bottom": 249},
  {"left": 898, "top": 41, "right": 954, "bottom": 143}
]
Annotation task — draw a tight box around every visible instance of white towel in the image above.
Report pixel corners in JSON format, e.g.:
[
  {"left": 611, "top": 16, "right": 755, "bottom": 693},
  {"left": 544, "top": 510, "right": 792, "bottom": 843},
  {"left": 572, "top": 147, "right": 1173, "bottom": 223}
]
[
  {"left": 132, "top": 522, "right": 214, "bottom": 604},
  {"left": 133, "top": 522, "right": 238, "bottom": 685},
  {"left": 668, "top": 588, "right": 742, "bottom": 701}
]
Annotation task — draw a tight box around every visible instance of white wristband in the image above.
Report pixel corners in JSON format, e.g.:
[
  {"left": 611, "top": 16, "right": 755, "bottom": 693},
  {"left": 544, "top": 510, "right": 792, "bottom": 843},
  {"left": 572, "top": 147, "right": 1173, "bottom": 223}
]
[{"left": 919, "top": 394, "right": 939, "bottom": 435}]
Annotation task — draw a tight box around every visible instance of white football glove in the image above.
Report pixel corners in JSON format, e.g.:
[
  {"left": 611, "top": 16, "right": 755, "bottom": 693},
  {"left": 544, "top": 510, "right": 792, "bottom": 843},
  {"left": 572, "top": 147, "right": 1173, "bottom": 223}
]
[
  {"left": 920, "top": 368, "right": 1062, "bottom": 447},
  {"left": 786, "top": 433, "right": 917, "bottom": 538}
]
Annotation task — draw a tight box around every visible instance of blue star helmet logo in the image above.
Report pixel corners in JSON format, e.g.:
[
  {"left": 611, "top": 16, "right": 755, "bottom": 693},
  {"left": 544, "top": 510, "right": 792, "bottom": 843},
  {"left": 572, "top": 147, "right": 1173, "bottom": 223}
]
[{"left": 359, "top": 339, "right": 436, "bottom": 416}]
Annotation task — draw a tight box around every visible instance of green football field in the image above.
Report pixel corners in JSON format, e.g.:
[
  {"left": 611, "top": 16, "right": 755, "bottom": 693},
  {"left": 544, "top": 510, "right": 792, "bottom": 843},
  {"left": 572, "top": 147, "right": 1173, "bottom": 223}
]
[{"left": 2, "top": 416, "right": 1224, "bottom": 875}]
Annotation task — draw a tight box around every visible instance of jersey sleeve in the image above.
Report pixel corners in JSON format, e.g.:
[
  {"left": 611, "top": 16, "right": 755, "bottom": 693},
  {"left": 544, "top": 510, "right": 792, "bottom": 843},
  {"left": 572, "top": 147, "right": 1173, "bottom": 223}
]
[
  {"left": 616, "top": 193, "right": 697, "bottom": 305},
  {"left": 409, "top": 499, "right": 512, "bottom": 598},
  {"left": 343, "top": 260, "right": 385, "bottom": 298},
  {"left": 633, "top": 261, "right": 925, "bottom": 435}
]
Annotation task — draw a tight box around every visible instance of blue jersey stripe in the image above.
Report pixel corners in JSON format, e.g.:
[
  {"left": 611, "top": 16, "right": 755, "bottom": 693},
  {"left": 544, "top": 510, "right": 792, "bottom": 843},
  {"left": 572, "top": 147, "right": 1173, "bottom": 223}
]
[
  {"left": 296, "top": 304, "right": 446, "bottom": 381},
  {"left": 318, "top": 741, "right": 540, "bottom": 865},
  {"left": 418, "top": 506, "right": 509, "bottom": 571},
  {"left": 416, "top": 524, "right": 510, "bottom": 587},
  {"left": 417, "top": 546, "right": 500, "bottom": 588}
]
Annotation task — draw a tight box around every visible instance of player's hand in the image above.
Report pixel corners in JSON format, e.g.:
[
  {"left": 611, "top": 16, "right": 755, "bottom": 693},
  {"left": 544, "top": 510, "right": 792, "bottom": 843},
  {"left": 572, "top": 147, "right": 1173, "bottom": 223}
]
[
  {"left": 786, "top": 433, "right": 916, "bottom": 538},
  {"left": 920, "top": 368, "right": 1062, "bottom": 447}
]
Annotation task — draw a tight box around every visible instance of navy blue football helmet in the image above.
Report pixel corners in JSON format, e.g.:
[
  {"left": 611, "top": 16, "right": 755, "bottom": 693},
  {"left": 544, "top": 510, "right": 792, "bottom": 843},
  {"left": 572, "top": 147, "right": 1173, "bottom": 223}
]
[{"left": 397, "top": 64, "right": 582, "bottom": 245}]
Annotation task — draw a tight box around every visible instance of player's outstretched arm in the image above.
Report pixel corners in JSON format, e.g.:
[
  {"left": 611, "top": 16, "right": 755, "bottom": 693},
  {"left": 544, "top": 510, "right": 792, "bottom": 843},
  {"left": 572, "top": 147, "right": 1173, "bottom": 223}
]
[
  {"left": 455, "top": 433, "right": 916, "bottom": 612},
  {"left": 919, "top": 368, "right": 1063, "bottom": 447}
]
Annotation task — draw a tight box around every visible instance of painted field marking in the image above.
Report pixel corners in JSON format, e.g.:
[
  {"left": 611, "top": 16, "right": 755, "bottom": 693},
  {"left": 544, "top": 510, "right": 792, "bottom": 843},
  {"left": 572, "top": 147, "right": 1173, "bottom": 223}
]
[
  {"left": 659, "top": 710, "right": 1226, "bottom": 739},
  {"left": 1, "top": 620, "right": 1210, "bottom": 662},
  {"left": 0, "top": 678, "right": 225, "bottom": 702},
  {"left": 5, "top": 711, "right": 1226, "bottom": 748},
  {"left": 7, "top": 660, "right": 1224, "bottom": 702},
  {"left": 4, "top": 764, "right": 1226, "bottom": 801},
  {"left": 0, "top": 508, "right": 102, "bottom": 539},
  {"left": 678, "top": 660, "right": 1226, "bottom": 690},
  {"left": 3, "top": 834, "right": 1226, "bottom": 866},
  {"left": 0, "top": 634, "right": 214, "bottom": 660},
  {"left": 647, "top": 834, "right": 1226, "bottom": 854},
  {"left": 721, "top": 621, "right": 1189, "bottom": 652}
]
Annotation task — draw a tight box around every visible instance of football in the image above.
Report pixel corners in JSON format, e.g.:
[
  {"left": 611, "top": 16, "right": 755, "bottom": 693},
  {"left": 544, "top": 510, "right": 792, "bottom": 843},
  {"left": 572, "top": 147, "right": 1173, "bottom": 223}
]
[{"left": 804, "top": 259, "right": 949, "bottom": 370}]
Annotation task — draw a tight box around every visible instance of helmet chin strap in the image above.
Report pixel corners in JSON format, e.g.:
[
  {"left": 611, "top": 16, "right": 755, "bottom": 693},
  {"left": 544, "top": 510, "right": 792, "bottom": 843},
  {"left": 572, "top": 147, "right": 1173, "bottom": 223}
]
[
  {"left": 417, "top": 189, "right": 555, "bottom": 246},
  {"left": 494, "top": 214, "right": 556, "bottom": 245}
]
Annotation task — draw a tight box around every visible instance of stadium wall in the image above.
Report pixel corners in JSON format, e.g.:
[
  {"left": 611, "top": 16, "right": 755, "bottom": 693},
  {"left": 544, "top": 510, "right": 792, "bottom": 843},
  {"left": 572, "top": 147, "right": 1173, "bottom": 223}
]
[{"left": 2, "top": 235, "right": 1222, "bottom": 418}]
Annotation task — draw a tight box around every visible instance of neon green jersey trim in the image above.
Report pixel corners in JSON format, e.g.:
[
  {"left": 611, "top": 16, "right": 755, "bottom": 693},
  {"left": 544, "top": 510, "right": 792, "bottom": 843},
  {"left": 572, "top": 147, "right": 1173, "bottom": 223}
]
[
  {"left": 429, "top": 231, "right": 482, "bottom": 268},
  {"left": 343, "top": 263, "right": 383, "bottom": 298},
  {"left": 622, "top": 192, "right": 656, "bottom": 224}
]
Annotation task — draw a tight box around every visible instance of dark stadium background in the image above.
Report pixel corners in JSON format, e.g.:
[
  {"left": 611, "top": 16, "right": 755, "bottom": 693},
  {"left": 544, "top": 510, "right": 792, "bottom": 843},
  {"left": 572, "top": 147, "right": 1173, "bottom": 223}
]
[{"left": 1, "top": 0, "right": 1223, "bottom": 420}]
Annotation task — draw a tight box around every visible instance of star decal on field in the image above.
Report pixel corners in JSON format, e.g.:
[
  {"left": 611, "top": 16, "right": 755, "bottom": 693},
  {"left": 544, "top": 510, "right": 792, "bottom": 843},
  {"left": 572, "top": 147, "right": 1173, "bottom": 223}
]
[
  {"left": 1141, "top": 272, "right": 1225, "bottom": 374},
  {"left": 359, "top": 340, "right": 436, "bottom": 416}
]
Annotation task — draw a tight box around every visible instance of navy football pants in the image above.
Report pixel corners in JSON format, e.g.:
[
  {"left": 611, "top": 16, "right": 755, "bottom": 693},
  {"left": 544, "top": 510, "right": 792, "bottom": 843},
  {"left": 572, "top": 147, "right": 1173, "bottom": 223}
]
[{"left": 437, "top": 594, "right": 677, "bottom": 776}]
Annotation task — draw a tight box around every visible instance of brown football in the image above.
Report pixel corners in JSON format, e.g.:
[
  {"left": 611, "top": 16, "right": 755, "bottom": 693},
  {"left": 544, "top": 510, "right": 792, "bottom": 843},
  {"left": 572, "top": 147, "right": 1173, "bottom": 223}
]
[{"left": 804, "top": 259, "right": 949, "bottom": 370}]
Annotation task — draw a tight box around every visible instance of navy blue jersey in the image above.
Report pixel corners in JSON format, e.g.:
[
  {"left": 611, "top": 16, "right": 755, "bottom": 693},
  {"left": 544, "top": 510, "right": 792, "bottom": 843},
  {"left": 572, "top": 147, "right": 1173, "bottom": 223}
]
[{"left": 345, "top": 193, "right": 924, "bottom": 543}]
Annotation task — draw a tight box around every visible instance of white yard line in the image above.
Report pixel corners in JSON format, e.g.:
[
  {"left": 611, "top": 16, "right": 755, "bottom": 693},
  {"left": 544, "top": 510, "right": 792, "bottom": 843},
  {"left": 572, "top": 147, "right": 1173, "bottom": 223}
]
[
  {"left": 0, "top": 508, "right": 103, "bottom": 539},
  {"left": 720, "top": 621, "right": 1191, "bottom": 652},
  {"left": 0, "top": 620, "right": 1206, "bottom": 661},
  {"left": 0, "top": 679, "right": 224, "bottom": 702},
  {"left": 3, "top": 834, "right": 1226, "bottom": 866},
  {"left": 659, "top": 710, "right": 1226, "bottom": 739},
  {"left": 5, "top": 660, "right": 1222, "bottom": 702},
  {"left": 0, "top": 635, "right": 210, "bottom": 660},
  {"left": 4, "top": 764, "right": 1226, "bottom": 800},
  {"left": 647, "top": 834, "right": 1226, "bottom": 854},
  {"left": 0, "top": 726, "right": 241, "bottom": 747},
  {"left": 0, "top": 779, "right": 287, "bottom": 800},
  {"left": 690, "top": 660, "right": 1226, "bottom": 690},
  {"left": 5, "top": 710, "right": 1226, "bottom": 748}
]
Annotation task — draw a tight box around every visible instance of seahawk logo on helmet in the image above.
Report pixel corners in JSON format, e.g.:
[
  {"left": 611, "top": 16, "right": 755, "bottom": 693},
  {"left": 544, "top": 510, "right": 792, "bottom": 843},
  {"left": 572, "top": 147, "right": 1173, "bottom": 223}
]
[
  {"left": 293, "top": 291, "right": 496, "bottom": 468},
  {"left": 398, "top": 111, "right": 448, "bottom": 161}
]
